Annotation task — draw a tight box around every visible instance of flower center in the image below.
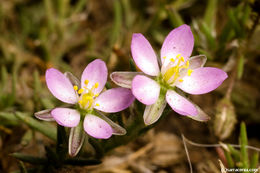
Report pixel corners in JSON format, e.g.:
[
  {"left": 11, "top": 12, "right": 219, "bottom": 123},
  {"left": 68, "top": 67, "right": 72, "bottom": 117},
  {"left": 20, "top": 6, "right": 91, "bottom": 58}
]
[
  {"left": 73, "top": 80, "right": 100, "bottom": 110},
  {"left": 162, "top": 54, "right": 193, "bottom": 85}
]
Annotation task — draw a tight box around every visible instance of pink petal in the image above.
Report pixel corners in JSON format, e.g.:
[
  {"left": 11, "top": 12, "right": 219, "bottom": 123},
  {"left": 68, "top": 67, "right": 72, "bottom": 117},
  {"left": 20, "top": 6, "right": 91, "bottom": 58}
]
[
  {"left": 94, "top": 88, "right": 135, "bottom": 113},
  {"left": 161, "top": 24, "right": 194, "bottom": 64},
  {"left": 51, "top": 108, "right": 80, "bottom": 127},
  {"left": 96, "top": 111, "right": 126, "bottom": 135},
  {"left": 81, "top": 59, "right": 107, "bottom": 95},
  {"left": 110, "top": 71, "right": 144, "bottom": 88},
  {"left": 166, "top": 90, "right": 198, "bottom": 116},
  {"left": 143, "top": 95, "right": 167, "bottom": 125},
  {"left": 131, "top": 33, "right": 160, "bottom": 76},
  {"left": 46, "top": 68, "right": 77, "bottom": 104},
  {"left": 188, "top": 55, "right": 207, "bottom": 69},
  {"left": 68, "top": 122, "right": 85, "bottom": 157},
  {"left": 176, "top": 67, "right": 228, "bottom": 95},
  {"left": 34, "top": 109, "right": 55, "bottom": 121},
  {"left": 132, "top": 75, "right": 160, "bottom": 105},
  {"left": 83, "top": 114, "right": 113, "bottom": 139}
]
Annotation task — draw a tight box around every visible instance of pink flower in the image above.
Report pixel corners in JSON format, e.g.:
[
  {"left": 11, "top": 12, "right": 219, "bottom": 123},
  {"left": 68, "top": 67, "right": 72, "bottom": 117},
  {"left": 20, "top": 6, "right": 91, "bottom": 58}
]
[
  {"left": 35, "top": 59, "right": 135, "bottom": 139},
  {"left": 111, "top": 24, "right": 228, "bottom": 125}
]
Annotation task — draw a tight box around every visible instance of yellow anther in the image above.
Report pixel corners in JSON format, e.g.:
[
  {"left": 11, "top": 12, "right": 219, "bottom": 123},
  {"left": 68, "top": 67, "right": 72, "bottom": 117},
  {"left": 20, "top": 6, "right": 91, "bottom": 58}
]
[
  {"left": 163, "top": 56, "right": 166, "bottom": 59},
  {"left": 187, "top": 69, "right": 193, "bottom": 76},
  {"left": 84, "top": 80, "right": 89, "bottom": 85},
  {"left": 95, "top": 103, "right": 100, "bottom": 106},
  {"left": 84, "top": 96, "right": 92, "bottom": 101},
  {"left": 180, "top": 56, "right": 185, "bottom": 62},
  {"left": 78, "top": 100, "right": 83, "bottom": 104},
  {"left": 186, "top": 60, "right": 189, "bottom": 67},
  {"left": 78, "top": 88, "right": 84, "bottom": 94},
  {"left": 73, "top": 85, "right": 78, "bottom": 91},
  {"left": 179, "top": 79, "right": 184, "bottom": 82},
  {"left": 95, "top": 93, "right": 99, "bottom": 97},
  {"left": 176, "top": 54, "right": 181, "bottom": 58},
  {"left": 94, "top": 83, "right": 99, "bottom": 88},
  {"left": 170, "top": 58, "right": 175, "bottom": 62}
]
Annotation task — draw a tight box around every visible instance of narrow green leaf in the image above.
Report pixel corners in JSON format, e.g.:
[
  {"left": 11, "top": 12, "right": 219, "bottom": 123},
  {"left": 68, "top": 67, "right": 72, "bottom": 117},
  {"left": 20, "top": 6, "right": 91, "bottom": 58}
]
[
  {"left": 11, "top": 153, "right": 47, "bottom": 164},
  {"left": 110, "top": 0, "right": 122, "bottom": 46},
  {"left": 0, "top": 112, "right": 19, "bottom": 126},
  {"left": 224, "top": 150, "right": 235, "bottom": 168},
  {"left": 15, "top": 112, "right": 57, "bottom": 141},
  {"left": 203, "top": 0, "right": 217, "bottom": 30},
  {"left": 44, "top": 0, "right": 55, "bottom": 31},
  {"left": 250, "top": 152, "right": 259, "bottom": 169},
  {"left": 227, "top": 144, "right": 241, "bottom": 162},
  {"left": 18, "top": 161, "right": 28, "bottom": 173},
  {"left": 73, "top": 0, "right": 87, "bottom": 14},
  {"left": 1, "top": 65, "right": 8, "bottom": 91},
  {"left": 167, "top": 7, "right": 184, "bottom": 28},
  {"left": 237, "top": 55, "right": 244, "bottom": 79},
  {"left": 239, "top": 122, "right": 249, "bottom": 168},
  {"left": 227, "top": 9, "right": 242, "bottom": 38},
  {"left": 200, "top": 22, "right": 216, "bottom": 50}
]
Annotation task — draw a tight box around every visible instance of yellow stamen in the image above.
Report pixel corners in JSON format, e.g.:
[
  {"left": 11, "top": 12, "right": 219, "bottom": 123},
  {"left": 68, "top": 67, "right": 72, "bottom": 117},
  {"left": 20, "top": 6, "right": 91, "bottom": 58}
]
[
  {"left": 95, "top": 93, "right": 99, "bottom": 97},
  {"left": 94, "top": 82, "right": 99, "bottom": 88},
  {"left": 187, "top": 69, "right": 193, "bottom": 76},
  {"left": 84, "top": 80, "right": 89, "bottom": 85},
  {"left": 95, "top": 103, "right": 100, "bottom": 106},
  {"left": 179, "top": 79, "right": 184, "bottom": 82},
  {"left": 73, "top": 85, "right": 78, "bottom": 91},
  {"left": 186, "top": 60, "right": 189, "bottom": 67},
  {"left": 78, "top": 100, "right": 83, "bottom": 104},
  {"left": 176, "top": 54, "right": 181, "bottom": 58},
  {"left": 170, "top": 58, "right": 175, "bottom": 62},
  {"left": 163, "top": 56, "right": 166, "bottom": 59},
  {"left": 78, "top": 88, "right": 84, "bottom": 94},
  {"left": 180, "top": 56, "right": 185, "bottom": 62}
]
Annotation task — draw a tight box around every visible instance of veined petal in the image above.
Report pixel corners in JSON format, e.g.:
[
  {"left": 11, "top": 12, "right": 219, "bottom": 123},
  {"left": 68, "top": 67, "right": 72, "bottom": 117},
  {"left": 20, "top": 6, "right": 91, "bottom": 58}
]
[
  {"left": 176, "top": 67, "right": 228, "bottom": 95},
  {"left": 161, "top": 24, "right": 194, "bottom": 65},
  {"left": 186, "top": 104, "right": 210, "bottom": 122},
  {"left": 46, "top": 68, "right": 78, "bottom": 104},
  {"left": 51, "top": 108, "right": 80, "bottom": 127},
  {"left": 176, "top": 55, "right": 208, "bottom": 81},
  {"left": 81, "top": 59, "right": 108, "bottom": 95},
  {"left": 64, "top": 71, "right": 80, "bottom": 87},
  {"left": 166, "top": 90, "right": 198, "bottom": 116},
  {"left": 94, "top": 88, "right": 135, "bottom": 113},
  {"left": 34, "top": 109, "right": 54, "bottom": 121},
  {"left": 83, "top": 114, "right": 113, "bottom": 139},
  {"left": 144, "top": 94, "right": 167, "bottom": 125},
  {"left": 69, "top": 121, "right": 86, "bottom": 157},
  {"left": 97, "top": 111, "right": 126, "bottom": 135},
  {"left": 110, "top": 71, "right": 144, "bottom": 88},
  {"left": 131, "top": 33, "right": 160, "bottom": 76},
  {"left": 188, "top": 55, "right": 207, "bottom": 69},
  {"left": 132, "top": 75, "right": 160, "bottom": 105}
]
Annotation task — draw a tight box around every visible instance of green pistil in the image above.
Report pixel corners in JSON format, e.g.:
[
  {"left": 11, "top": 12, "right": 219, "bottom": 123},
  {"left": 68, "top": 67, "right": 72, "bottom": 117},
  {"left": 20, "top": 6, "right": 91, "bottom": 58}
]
[
  {"left": 74, "top": 104, "right": 94, "bottom": 119},
  {"left": 155, "top": 74, "right": 175, "bottom": 92}
]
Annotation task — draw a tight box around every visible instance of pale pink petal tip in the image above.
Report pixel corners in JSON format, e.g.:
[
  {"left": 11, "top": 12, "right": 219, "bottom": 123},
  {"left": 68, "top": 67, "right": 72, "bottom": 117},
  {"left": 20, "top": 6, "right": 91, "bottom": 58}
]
[
  {"left": 176, "top": 67, "right": 228, "bottom": 95},
  {"left": 131, "top": 33, "right": 160, "bottom": 76},
  {"left": 83, "top": 114, "right": 113, "bottom": 139},
  {"left": 166, "top": 90, "right": 198, "bottom": 116},
  {"left": 161, "top": 24, "right": 194, "bottom": 64},
  {"left": 81, "top": 59, "right": 108, "bottom": 95},
  {"left": 45, "top": 68, "right": 78, "bottom": 104}
]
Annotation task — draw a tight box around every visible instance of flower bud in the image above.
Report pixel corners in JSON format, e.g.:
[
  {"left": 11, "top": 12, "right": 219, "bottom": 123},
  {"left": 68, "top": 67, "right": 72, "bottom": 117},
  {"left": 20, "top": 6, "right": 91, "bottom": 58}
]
[{"left": 214, "top": 98, "right": 237, "bottom": 140}]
